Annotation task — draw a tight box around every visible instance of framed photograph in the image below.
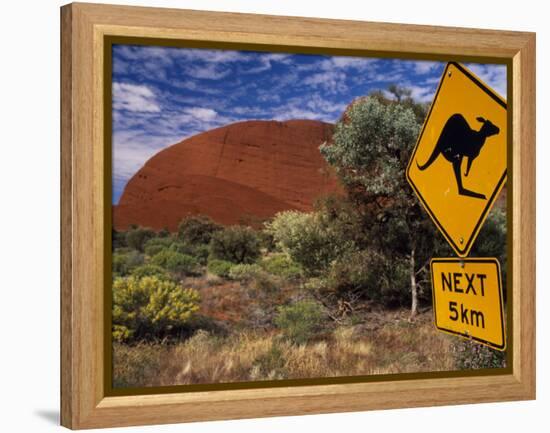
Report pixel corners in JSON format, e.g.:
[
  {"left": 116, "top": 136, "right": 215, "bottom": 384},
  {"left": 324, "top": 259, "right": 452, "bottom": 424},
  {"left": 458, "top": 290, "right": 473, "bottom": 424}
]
[{"left": 61, "top": 2, "right": 535, "bottom": 429}]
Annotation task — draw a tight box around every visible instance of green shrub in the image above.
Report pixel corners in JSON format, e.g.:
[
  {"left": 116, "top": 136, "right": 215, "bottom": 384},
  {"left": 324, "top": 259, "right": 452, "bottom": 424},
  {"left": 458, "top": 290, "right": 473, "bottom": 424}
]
[
  {"left": 190, "top": 244, "right": 210, "bottom": 265},
  {"left": 112, "top": 229, "right": 127, "bottom": 249},
  {"left": 274, "top": 300, "right": 325, "bottom": 344},
  {"left": 113, "top": 247, "right": 133, "bottom": 254},
  {"left": 265, "top": 211, "right": 353, "bottom": 275},
  {"left": 471, "top": 208, "right": 507, "bottom": 294},
  {"left": 325, "top": 250, "right": 380, "bottom": 297},
  {"left": 112, "top": 250, "right": 144, "bottom": 276},
  {"left": 207, "top": 259, "right": 233, "bottom": 278},
  {"left": 252, "top": 272, "right": 278, "bottom": 294},
  {"left": 177, "top": 215, "right": 222, "bottom": 245},
  {"left": 125, "top": 227, "right": 156, "bottom": 252},
  {"left": 151, "top": 250, "right": 200, "bottom": 276},
  {"left": 228, "top": 263, "right": 264, "bottom": 282},
  {"left": 261, "top": 254, "right": 303, "bottom": 280},
  {"left": 258, "top": 229, "right": 277, "bottom": 252},
  {"left": 451, "top": 339, "right": 507, "bottom": 370},
  {"left": 170, "top": 242, "right": 210, "bottom": 265},
  {"left": 143, "top": 237, "right": 173, "bottom": 257},
  {"left": 209, "top": 226, "right": 261, "bottom": 264},
  {"left": 130, "top": 264, "right": 171, "bottom": 280},
  {"left": 112, "top": 276, "right": 200, "bottom": 342},
  {"left": 324, "top": 250, "right": 409, "bottom": 306},
  {"left": 158, "top": 227, "right": 171, "bottom": 238}
]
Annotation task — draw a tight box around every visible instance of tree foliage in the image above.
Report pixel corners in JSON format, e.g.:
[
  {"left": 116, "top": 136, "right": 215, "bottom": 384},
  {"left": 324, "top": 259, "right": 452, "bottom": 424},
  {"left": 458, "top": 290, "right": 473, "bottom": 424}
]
[
  {"left": 125, "top": 227, "right": 156, "bottom": 252},
  {"left": 470, "top": 207, "right": 507, "bottom": 293},
  {"left": 319, "top": 95, "right": 449, "bottom": 315},
  {"left": 209, "top": 226, "right": 261, "bottom": 264},
  {"left": 178, "top": 215, "right": 222, "bottom": 246},
  {"left": 265, "top": 210, "right": 353, "bottom": 276},
  {"left": 320, "top": 96, "right": 419, "bottom": 200}
]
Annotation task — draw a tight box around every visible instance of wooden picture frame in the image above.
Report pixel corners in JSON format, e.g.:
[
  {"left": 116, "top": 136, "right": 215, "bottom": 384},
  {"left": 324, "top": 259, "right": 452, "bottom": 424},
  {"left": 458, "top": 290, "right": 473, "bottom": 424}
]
[{"left": 61, "top": 2, "right": 536, "bottom": 429}]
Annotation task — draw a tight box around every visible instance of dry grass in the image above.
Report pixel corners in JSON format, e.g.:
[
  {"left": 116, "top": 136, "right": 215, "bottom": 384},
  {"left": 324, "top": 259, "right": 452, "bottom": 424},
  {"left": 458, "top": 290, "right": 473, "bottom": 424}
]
[{"left": 113, "top": 309, "right": 456, "bottom": 388}]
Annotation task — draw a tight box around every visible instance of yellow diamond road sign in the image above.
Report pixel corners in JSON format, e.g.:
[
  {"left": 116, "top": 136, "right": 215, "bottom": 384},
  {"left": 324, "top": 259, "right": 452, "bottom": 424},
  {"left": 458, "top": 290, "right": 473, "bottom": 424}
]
[
  {"left": 431, "top": 258, "right": 506, "bottom": 350},
  {"left": 407, "top": 62, "right": 507, "bottom": 257}
]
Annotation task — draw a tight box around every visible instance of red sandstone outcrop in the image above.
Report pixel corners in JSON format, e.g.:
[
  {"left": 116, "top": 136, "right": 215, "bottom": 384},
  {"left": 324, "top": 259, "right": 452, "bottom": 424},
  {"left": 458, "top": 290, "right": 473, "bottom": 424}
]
[{"left": 113, "top": 119, "right": 343, "bottom": 231}]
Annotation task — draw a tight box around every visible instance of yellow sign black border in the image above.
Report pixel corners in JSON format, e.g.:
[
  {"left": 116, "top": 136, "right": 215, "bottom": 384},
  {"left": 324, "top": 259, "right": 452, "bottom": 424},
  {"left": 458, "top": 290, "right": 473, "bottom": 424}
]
[
  {"left": 406, "top": 62, "right": 507, "bottom": 257},
  {"left": 430, "top": 257, "right": 506, "bottom": 351}
]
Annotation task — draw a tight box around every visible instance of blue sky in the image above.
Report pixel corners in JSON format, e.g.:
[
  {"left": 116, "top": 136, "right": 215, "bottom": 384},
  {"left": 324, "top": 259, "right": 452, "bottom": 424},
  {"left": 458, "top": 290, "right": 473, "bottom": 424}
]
[{"left": 112, "top": 44, "right": 506, "bottom": 204}]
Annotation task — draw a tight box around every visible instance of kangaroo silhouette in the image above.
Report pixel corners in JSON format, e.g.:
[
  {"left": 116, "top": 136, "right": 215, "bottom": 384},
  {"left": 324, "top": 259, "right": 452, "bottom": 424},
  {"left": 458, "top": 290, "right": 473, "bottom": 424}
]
[{"left": 416, "top": 113, "right": 500, "bottom": 200}]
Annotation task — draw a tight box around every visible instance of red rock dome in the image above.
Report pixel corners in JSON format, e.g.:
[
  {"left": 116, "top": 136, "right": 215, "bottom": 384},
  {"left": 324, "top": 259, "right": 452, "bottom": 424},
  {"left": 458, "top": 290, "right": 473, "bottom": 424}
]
[{"left": 113, "top": 119, "right": 343, "bottom": 231}]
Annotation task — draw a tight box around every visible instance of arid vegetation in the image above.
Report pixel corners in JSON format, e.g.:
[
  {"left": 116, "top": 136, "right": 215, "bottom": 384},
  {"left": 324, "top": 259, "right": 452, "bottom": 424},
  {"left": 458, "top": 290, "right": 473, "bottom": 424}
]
[{"left": 112, "top": 90, "right": 507, "bottom": 388}]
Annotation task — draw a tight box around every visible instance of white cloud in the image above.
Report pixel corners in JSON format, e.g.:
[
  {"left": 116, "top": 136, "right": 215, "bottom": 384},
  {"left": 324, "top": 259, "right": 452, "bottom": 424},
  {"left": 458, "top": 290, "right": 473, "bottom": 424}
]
[
  {"left": 409, "top": 85, "right": 437, "bottom": 103},
  {"left": 116, "top": 45, "right": 249, "bottom": 65},
  {"left": 273, "top": 107, "right": 321, "bottom": 121},
  {"left": 112, "top": 82, "right": 160, "bottom": 113},
  {"left": 185, "top": 63, "right": 231, "bottom": 80},
  {"left": 181, "top": 107, "right": 218, "bottom": 121},
  {"left": 112, "top": 131, "right": 183, "bottom": 184},
  {"left": 364, "top": 69, "right": 408, "bottom": 84},
  {"left": 303, "top": 70, "right": 348, "bottom": 94},
  {"left": 183, "top": 49, "right": 249, "bottom": 63},
  {"left": 296, "top": 56, "right": 378, "bottom": 73},
  {"left": 412, "top": 61, "right": 439, "bottom": 74},
  {"left": 305, "top": 93, "right": 347, "bottom": 114},
  {"left": 423, "top": 76, "right": 441, "bottom": 85},
  {"left": 325, "top": 57, "right": 377, "bottom": 70},
  {"left": 465, "top": 63, "right": 507, "bottom": 99},
  {"left": 271, "top": 94, "right": 343, "bottom": 122},
  {"left": 231, "top": 106, "right": 270, "bottom": 117},
  {"left": 243, "top": 53, "right": 292, "bottom": 73}
]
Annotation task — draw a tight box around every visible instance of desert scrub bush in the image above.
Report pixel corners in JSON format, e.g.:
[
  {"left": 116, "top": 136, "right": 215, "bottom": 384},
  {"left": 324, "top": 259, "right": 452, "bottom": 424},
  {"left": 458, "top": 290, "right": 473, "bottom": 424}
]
[
  {"left": 112, "top": 342, "right": 165, "bottom": 388},
  {"left": 250, "top": 343, "right": 288, "bottom": 380},
  {"left": 207, "top": 259, "right": 233, "bottom": 278},
  {"left": 324, "top": 250, "right": 381, "bottom": 297},
  {"left": 112, "top": 229, "right": 128, "bottom": 249},
  {"left": 112, "top": 250, "right": 145, "bottom": 277},
  {"left": 251, "top": 272, "right": 278, "bottom": 294},
  {"left": 257, "top": 228, "right": 277, "bottom": 252},
  {"left": 228, "top": 263, "right": 264, "bottom": 282},
  {"left": 170, "top": 242, "right": 210, "bottom": 265},
  {"left": 143, "top": 237, "right": 174, "bottom": 257},
  {"left": 112, "top": 276, "right": 200, "bottom": 342},
  {"left": 151, "top": 249, "right": 200, "bottom": 276},
  {"left": 130, "top": 263, "right": 171, "bottom": 280},
  {"left": 209, "top": 226, "right": 261, "bottom": 264},
  {"left": 325, "top": 250, "right": 410, "bottom": 307},
  {"left": 125, "top": 226, "right": 156, "bottom": 252},
  {"left": 260, "top": 253, "right": 303, "bottom": 280},
  {"left": 265, "top": 210, "right": 353, "bottom": 275},
  {"left": 178, "top": 215, "right": 222, "bottom": 245},
  {"left": 451, "top": 339, "right": 506, "bottom": 370},
  {"left": 274, "top": 300, "right": 325, "bottom": 344}
]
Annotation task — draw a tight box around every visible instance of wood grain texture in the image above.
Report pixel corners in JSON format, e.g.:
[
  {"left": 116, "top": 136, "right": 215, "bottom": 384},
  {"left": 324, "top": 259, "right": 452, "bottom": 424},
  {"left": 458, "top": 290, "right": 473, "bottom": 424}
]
[
  {"left": 60, "top": 4, "right": 73, "bottom": 429},
  {"left": 60, "top": 2, "right": 536, "bottom": 429},
  {"left": 512, "top": 34, "right": 536, "bottom": 395}
]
